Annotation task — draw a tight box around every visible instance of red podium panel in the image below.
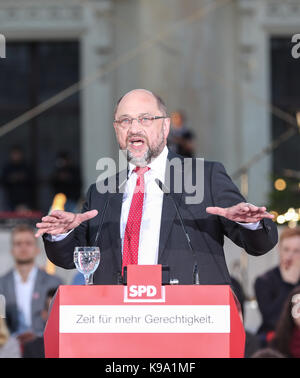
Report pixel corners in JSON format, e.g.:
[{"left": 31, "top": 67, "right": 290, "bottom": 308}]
[{"left": 44, "top": 265, "right": 245, "bottom": 358}]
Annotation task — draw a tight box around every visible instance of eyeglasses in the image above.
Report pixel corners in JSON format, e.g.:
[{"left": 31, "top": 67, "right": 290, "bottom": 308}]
[{"left": 114, "top": 115, "right": 168, "bottom": 128}]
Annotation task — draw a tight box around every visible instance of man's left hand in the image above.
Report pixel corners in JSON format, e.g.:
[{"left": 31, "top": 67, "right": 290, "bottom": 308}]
[{"left": 206, "top": 202, "right": 274, "bottom": 223}]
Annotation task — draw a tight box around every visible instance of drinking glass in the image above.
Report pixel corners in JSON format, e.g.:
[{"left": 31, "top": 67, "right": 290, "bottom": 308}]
[{"left": 73, "top": 247, "right": 100, "bottom": 285}]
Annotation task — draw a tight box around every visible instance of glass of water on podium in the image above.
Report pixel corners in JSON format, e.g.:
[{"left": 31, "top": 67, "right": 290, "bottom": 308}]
[{"left": 74, "top": 247, "right": 100, "bottom": 285}]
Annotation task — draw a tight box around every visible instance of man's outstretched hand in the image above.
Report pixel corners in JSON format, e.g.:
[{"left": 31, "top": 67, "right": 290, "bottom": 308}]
[
  {"left": 35, "top": 209, "right": 98, "bottom": 238},
  {"left": 206, "top": 202, "right": 274, "bottom": 223}
]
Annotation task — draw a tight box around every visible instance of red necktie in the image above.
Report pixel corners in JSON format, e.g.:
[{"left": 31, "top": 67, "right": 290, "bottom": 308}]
[{"left": 122, "top": 166, "right": 150, "bottom": 274}]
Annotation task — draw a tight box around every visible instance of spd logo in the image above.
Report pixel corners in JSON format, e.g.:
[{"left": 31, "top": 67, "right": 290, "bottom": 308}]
[
  {"left": 129, "top": 285, "right": 157, "bottom": 297},
  {"left": 124, "top": 284, "right": 165, "bottom": 303},
  {"left": 124, "top": 265, "right": 165, "bottom": 302}
]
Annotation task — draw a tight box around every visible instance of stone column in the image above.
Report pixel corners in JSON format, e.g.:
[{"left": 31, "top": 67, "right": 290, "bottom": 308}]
[{"left": 80, "top": 0, "right": 115, "bottom": 192}]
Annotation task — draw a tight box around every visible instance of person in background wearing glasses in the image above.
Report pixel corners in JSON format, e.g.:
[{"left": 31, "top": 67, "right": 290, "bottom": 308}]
[
  {"left": 22, "top": 288, "right": 58, "bottom": 358},
  {"left": 36, "top": 89, "right": 277, "bottom": 287}
]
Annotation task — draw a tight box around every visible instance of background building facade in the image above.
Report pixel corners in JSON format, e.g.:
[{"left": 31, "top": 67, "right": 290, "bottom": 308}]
[{"left": 0, "top": 0, "right": 299, "bottom": 329}]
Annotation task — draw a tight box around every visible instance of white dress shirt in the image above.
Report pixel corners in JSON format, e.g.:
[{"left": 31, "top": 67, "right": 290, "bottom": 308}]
[
  {"left": 49, "top": 147, "right": 261, "bottom": 259},
  {"left": 120, "top": 145, "right": 169, "bottom": 264},
  {"left": 13, "top": 266, "right": 38, "bottom": 332}
]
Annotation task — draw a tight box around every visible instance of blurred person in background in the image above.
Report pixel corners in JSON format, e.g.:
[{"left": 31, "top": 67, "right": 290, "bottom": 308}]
[
  {"left": 0, "top": 224, "right": 62, "bottom": 349},
  {"left": 0, "top": 309, "right": 21, "bottom": 358},
  {"left": 250, "top": 348, "right": 285, "bottom": 358},
  {"left": 22, "top": 287, "right": 57, "bottom": 358},
  {"left": 255, "top": 227, "right": 300, "bottom": 345},
  {"left": 270, "top": 286, "right": 300, "bottom": 358},
  {"left": 50, "top": 151, "right": 81, "bottom": 212},
  {"left": 167, "top": 110, "right": 195, "bottom": 158},
  {"left": 230, "top": 276, "right": 260, "bottom": 358},
  {"left": 0, "top": 145, "right": 33, "bottom": 211}
]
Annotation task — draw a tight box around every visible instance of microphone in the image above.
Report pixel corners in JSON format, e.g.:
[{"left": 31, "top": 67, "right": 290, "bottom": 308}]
[
  {"left": 93, "top": 194, "right": 111, "bottom": 246},
  {"left": 94, "top": 175, "right": 128, "bottom": 283},
  {"left": 155, "top": 179, "right": 200, "bottom": 285},
  {"left": 94, "top": 173, "right": 128, "bottom": 246}
]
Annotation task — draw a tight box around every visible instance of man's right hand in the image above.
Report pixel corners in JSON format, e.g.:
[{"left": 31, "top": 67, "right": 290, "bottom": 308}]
[{"left": 35, "top": 209, "right": 98, "bottom": 238}]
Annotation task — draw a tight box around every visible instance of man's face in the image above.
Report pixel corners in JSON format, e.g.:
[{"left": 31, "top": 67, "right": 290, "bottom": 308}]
[
  {"left": 11, "top": 231, "right": 39, "bottom": 265},
  {"left": 113, "top": 90, "right": 170, "bottom": 166},
  {"left": 279, "top": 236, "right": 300, "bottom": 270}
]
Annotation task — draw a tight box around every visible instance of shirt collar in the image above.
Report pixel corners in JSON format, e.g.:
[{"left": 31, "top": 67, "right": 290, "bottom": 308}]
[
  {"left": 13, "top": 265, "right": 38, "bottom": 284},
  {"left": 128, "top": 145, "right": 169, "bottom": 179}
]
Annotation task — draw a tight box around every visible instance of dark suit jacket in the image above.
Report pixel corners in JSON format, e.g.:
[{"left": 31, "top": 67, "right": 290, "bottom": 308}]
[
  {"left": 23, "top": 337, "right": 45, "bottom": 358},
  {"left": 0, "top": 268, "right": 62, "bottom": 335},
  {"left": 43, "top": 152, "right": 278, "bottom": 285}
]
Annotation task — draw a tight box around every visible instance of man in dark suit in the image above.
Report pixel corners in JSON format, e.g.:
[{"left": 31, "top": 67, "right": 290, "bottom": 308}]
[
  {"left": 22, "top": 288, "right": 57, "bottom": 358},
  {"left": 0, "top": 225, "right": 62, "bottom": 341},
  {"left": 36, "top": 89, "right": 278, "bottom": 285}
]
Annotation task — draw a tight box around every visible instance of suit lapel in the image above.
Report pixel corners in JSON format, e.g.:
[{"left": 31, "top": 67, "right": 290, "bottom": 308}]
[
  {"left": 158, "top": 152, "right": 183, "bottom": 262},
  {"left": 106, "top": 169, "right": 127, "bottom": 272},
  {"left": 7, "top": 271, "right": 17, "bottom": 305},
  {"left": 107, "top": 193, "right": 123, "bottom": 271},
  {"left": 6, "top": 271, "right": 19, "bottom": 331},
  {"left": 31, "top": 268, "right": 43, "bottom": 324}
]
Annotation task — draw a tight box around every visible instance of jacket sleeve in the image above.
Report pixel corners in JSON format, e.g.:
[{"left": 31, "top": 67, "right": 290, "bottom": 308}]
[
  {"left": 210, "top": 162, "right": 278, "bottom": 256},
  {"left": 42, "top": 185, "right": 93, "bottom": 269}
]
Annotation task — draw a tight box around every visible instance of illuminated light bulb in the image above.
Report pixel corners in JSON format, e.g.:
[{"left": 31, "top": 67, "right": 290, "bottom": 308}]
[
  {"left": 288, "top": 220, "right": 297, "bottom": 229},
  {"left": 270, "top": 211, "right": 278, "bottom": 220},
  {"left": 51, "top": 193, "right": 67, "bottom": 211},
  {"left": 277, "top": 215, "right": 285, "bottom": 224},
  {"left": 274, "top": 178, "right": 286, "bottom": 191},
  {"left": 285, "top": 212, "right": 294, "bottom": 221},
  {"left": 45, "top": 260, "right": 56, "bottom": 275}
]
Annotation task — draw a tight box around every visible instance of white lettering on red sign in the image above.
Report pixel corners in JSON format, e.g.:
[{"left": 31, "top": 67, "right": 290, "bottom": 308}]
[{"left": 128, "top": 285, "right": 157, "bottom": 298}]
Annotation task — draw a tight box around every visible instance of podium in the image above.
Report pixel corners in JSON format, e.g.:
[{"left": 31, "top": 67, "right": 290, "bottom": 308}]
[{"left": 44, "top": 265, "right": 245, "bottom": 358}]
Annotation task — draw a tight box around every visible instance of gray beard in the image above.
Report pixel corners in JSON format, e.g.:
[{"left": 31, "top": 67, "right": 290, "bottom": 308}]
[
  {"left": 126, "top": 133, "right": 165, "bottom": 167},
  {"left": 127, "top": 149, "right": 151, "bottom": 167}
]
